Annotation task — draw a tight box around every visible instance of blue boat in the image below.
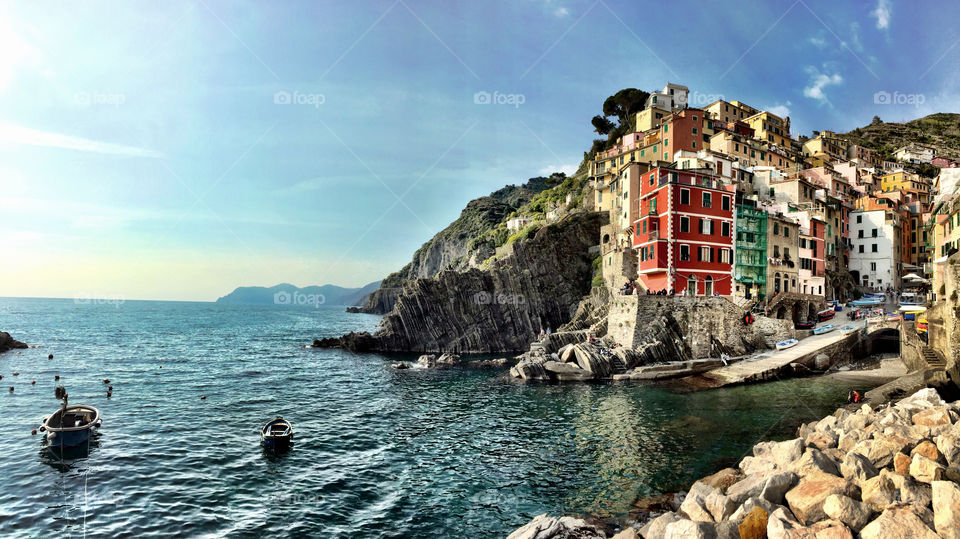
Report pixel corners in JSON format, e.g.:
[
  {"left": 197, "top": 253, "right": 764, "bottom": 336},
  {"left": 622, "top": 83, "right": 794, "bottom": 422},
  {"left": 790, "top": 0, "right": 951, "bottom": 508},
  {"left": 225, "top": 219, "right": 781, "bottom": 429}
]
[
  {"left": 41, "top": 401, "right": 101, "bottom": 449},
  {"left": 840, "top": 325, "right": 858, "bottom": 334},
  {"left": 850, "top": 298, "right": 883, "bottom": 307},
  {"left": 261, "top": 417, "right": 293, "bottom": 450},
  {"left": 776, "top": 338, "right": 799, "bottom": 351},
  {"left": 813, "top": 324, "right": 835, "bottom": 335}
]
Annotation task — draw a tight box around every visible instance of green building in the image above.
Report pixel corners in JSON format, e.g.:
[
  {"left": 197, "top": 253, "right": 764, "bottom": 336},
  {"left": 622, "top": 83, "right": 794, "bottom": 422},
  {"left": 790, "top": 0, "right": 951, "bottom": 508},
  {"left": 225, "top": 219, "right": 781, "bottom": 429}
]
[{"left": 735, "top": 204, "right": 768, "bottom": 300}]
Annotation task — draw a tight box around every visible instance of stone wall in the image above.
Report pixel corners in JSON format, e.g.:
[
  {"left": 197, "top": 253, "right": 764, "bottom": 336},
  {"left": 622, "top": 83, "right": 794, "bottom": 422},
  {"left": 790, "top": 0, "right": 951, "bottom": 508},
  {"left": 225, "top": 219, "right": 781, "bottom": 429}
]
[{"left": 930, "top": 255, "right": 960, "bottom": 386}]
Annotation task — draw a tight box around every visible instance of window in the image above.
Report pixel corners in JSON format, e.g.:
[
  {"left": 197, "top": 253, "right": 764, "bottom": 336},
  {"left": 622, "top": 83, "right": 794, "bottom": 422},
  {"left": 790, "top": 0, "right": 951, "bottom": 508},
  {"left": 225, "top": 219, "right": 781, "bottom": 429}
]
[
  {"left": 773, "top": 246, "right": 780, "bottom": 257},
  {"left": 642, "top": 221, "right": 647, "bottom": 234},
  {"left": 773, "top": 223, "right": 780, "bottom": 235},
  {"left": 859, "top": 245, "right": 864, "bottom": 253},
  {"left": 784, "top": 227, "right": 789, "bottom": 238},
  {"left": 692, "top": 127, "right": 698, "bottom": 135},
  {"left": 680, "top": 189, "right": 690, "bottom": 205},
  {"left": 784, "top": 248, "right": 790, "bottom": 259},
  {"left": 872, "top": 229, "right": 878, "bottom": 237},
  {"left": 699, "top": 246, "right": 713, "bottom": 262},
  {"left": 692, "top": 141, "right": 697, "bottom": 149},
  {"left": 870, "top": 262, "right": 877, "bottom": 271},
  {"left": 680, "top": 244, "right": 690, "bottom": 261},
  {"left": 703, "top": 192, "right": 712, "bottom": 207},
  {"left": 722, "top": 222, "right": 731, "bottom": 237},
  {"left": 636, "top": 223, "right": 642, "bottom": 236},
  {"left": 721, "top": 196, "right": 730, "bottom": 211},
  {"left": 720, "top": 249, "right": 731, "bottom": 264},
  {"left": 650, "top": 198, "right": 657, "bottom": 214},
  {"left": 872, "top": 244, "right": 878, "bottom": 253},
  {"left": 680, "top": 216, "right": 690, "bottom": 233}
]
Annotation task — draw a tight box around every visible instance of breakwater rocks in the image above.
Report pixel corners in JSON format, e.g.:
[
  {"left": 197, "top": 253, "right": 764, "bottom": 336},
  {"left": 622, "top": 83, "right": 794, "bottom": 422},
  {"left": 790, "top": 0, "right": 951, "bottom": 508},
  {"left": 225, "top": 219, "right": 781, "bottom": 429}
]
[
  {"left": 507, "top": 387, "right": 960, "bottom": 538},
  {"left": 316, "top": 212, "right": 603, "bottom": 353},
  {"left": 0, "top": 332, "right": 28, "bottom": 354}
]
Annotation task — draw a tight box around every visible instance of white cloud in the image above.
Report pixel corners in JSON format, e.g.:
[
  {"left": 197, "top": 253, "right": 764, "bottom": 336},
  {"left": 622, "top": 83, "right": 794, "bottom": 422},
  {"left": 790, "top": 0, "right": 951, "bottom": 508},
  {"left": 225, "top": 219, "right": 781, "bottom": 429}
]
[
  {"left": 871, "top": 0, "right": 891, "bottom": 29},
  {"left": 554, "top": 7, "right": 570, "bottom": 17},
  {"left": 808, "top": 35, "right": 828, "bottom": 49},
  {"left": 538, "top": 163, "right": 578, "bottom": 176},
  {"left": 803, "top": 67, "right": 844, "bottom": 104},
  {"left": 767, "top": 102, "right": 791, "bottom": 118},
  {"left": 0, "top": 123, "right": 162, "bottom": 158},
  {"left": 846, "top": 22, "right": 864, "bottom": 53}
]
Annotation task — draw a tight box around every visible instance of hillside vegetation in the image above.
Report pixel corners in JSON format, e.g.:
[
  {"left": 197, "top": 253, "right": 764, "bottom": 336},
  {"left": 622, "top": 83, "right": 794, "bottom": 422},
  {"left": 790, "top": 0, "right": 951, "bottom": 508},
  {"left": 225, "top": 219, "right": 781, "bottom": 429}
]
[{"left": 840, "top": 113, "right": 960, "bottom": 161}]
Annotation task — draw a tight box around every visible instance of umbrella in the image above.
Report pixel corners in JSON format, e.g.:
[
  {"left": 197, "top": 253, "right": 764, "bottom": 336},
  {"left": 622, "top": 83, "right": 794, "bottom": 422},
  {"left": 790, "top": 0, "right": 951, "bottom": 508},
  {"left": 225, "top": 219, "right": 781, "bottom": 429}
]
[{"left": 903, "top": 273, "right": 922, "bottom": 280}]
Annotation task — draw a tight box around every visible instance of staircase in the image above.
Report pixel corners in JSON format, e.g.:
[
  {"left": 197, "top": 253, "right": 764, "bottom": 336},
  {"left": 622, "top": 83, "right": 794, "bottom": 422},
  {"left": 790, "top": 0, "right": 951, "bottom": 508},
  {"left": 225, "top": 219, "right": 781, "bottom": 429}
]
[
  {"left": 609, "top": 354, "right": 628, "bottom": 375},
  {"left": 921, "top": 346, "right": 946, "bottom": 369}
]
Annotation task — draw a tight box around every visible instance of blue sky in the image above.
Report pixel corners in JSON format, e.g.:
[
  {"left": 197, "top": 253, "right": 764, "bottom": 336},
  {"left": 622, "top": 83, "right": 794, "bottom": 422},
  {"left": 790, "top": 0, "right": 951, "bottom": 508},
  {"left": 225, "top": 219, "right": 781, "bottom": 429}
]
[{"left": 1, "top": 0, "right": 958, "bottom": 301}]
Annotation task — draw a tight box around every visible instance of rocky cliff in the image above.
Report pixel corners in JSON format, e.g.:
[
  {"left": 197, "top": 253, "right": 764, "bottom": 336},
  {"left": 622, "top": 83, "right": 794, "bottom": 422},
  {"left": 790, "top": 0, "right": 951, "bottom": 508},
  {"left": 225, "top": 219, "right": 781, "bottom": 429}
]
[
  {"left": 317, "top": 211, "right": 603, "bottom": 353},
  {"left": 0, "top": 332, "right": 27, "bottom": 354},
  {"left": 349, "top": 178, "right": 552, "bottom": 314}
]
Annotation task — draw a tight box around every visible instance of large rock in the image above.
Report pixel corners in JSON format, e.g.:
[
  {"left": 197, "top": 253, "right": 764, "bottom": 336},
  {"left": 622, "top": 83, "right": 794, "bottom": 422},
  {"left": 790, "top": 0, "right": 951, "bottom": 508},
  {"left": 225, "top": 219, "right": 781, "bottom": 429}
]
[
  {"left": 739, "top": 456, "right": 777, "bottom": 476},
  {"left": 805, "top": 430, "right": 838, "bottom": 451},
  {"left": 0, "top": 331, "right": 27, "bottom": 354},
  {"left": 663, "top": 519, "right": 714, "bottom": 539},
  {"left": 697, "top": 468, "right": 743, "bottom": 494},
  {"left": 639, "top": 512, "right": 678, "bottom": 539},
  {"left": 867, "top": 434, "right": 912, "bottom": 469},
  {"left": 766, "top": 506, "right": 802, "bottom": 537},
  {"left": 936, "top": 432, "right": 960, "bottom": 466},
  {"left": 737, "top": 506, "right": 768, "bottom": 539},
  {"left": 784, "top": 473, "right": 857, "bottom": 525},
  {"left": 506, "top": 513, "right": 604, "bottom": 539},
  {"left": 933, "top": 480, "right": 960, "bottom": 539},
  {"left": 823, "top": 494, "right": 873, "bottom": 532},
  {"left": 729, "top": 495, "right": 777, "bottom": 523},
  {"left": 542, "top": 361, "right": 594, "bottom": 382},
  {"left": 611, "top": 528, "right": 638, "bottom": 539},
  {"left": 910, "top": 453, "right": 945, "bottom": 483},
  {"left": 913, "top": 406, "right": 952, "bottom": 428},
  {"left": 789, "top": 448, "right": 839, "bottom": 477},
  {"left": 839, "top": 452, "right": 878, "bottom": 484},
  {"left": 859, "top": 505, "right": 939, "bottom": 539},
  {"left": 861, "top": 472, "right": 898, "bottom": 511},
  {"left": 679, "top": 482, "right": 717, "bottom": 522},
  {"left": 704, "top": 488, "right": 737, "bottom": 522},
  {"left": 727, "top": 472, "right": 796, "bottom": 506},
  {"left": 753, "top": 438, "right": 804, "bottom": 469}
]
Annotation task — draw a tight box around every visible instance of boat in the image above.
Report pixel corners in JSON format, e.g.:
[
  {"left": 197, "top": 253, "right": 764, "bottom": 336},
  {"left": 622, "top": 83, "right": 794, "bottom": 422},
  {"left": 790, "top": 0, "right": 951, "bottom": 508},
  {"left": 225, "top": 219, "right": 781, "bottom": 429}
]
[
  {"left": 813, "top": 324, "right": 835, "bottom": 335},
  {"left": 794, "top": 320, "right": 816, "bottom": 330},
  {"left": 40, "top": 397, "right": 101, "bottom": 449},
  {"left": 834, "top": 304, "right": 843, "bottom": 312},
  {"left": 886, "top": 314, "right": 901, "bottom": 322},
  {"left": 849, "top": 298, "right": 882, "bottom": 307},
  {"left": 867, "top": 317, "right": 883, "bottom": 325},
  {"left": 261, "top": 417, "right": 294, "bottom": 450},
  {"left": 898, "top": 292, "right": 926, "bottom": 308},
  {"left": 817, "top": 308, "right": 836, "bottom": 322},
  {"left": 901, "top": 309, "right": 925, "bottom": 321},
  {"left": 840, "top": 325, "right": 858, "bottom": 334},
  {"left": 776, "top": 339, "right": 799, "bottom": 351}
]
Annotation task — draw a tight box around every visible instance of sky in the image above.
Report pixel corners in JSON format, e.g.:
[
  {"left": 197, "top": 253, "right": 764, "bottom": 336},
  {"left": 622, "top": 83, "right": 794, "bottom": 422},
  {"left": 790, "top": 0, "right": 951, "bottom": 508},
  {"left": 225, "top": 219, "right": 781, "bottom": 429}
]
[{"left": 1, "top": 0, "right": 959, "bottom": 301}]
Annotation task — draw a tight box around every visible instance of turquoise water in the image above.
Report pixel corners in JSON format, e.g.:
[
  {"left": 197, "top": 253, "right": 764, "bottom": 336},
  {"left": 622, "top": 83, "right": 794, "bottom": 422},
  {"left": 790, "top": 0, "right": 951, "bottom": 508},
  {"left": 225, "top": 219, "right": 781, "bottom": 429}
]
[{"left": 0, "top": 298, "right": 876, "bottom": 538}]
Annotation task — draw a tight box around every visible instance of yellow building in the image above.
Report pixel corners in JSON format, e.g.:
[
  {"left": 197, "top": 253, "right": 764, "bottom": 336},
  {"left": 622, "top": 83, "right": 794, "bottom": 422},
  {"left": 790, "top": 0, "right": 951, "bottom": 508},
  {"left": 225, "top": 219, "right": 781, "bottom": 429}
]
[
  {"left": 635, "top": 106, "right": 670, "bottom": 132},
  {"left": 708, "top": 131, "right": 797, "bottom": 173},
  {"left": 744, "top": 111, "right": 791, "bottom": 149},
  {"left": 802, "top": 131, "right": 849, "bottom": 162}
]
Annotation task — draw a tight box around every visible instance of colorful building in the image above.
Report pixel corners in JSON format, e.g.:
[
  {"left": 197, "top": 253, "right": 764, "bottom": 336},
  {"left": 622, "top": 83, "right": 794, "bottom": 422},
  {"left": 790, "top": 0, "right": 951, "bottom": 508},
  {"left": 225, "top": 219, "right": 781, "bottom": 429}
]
[{"left": 734, "top": 204, "right": 768, "bottom": 301}]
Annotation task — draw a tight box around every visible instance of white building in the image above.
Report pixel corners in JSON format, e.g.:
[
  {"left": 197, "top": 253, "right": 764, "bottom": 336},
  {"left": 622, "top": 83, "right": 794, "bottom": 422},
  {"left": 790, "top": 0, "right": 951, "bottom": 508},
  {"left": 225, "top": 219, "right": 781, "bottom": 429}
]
[
  {"left": 506, "top": 217, "right": 531, "bottom": 232},
  {"left": 849, "top": 209, "right": 902, "bottom": 291},
  {"left": 645, "top": 82, "right": 689, "bottom": 111},
  {"left": 935, "top": 168, "right": 960, "bottom": 204},
  {"left": 894, "top": 144, "right": 935, "bottom": 165}
]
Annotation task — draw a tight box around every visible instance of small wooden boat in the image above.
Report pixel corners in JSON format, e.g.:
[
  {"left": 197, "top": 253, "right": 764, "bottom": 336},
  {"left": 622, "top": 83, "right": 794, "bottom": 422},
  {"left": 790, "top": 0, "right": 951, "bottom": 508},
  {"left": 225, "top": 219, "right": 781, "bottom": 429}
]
[
  {"left": 794, "top": 320, "right": 816, "bottom": 330},
  {"left": 867, "top": 317, "right": 883, "bottom": 326},
  {"left": 813, "top": 324, "right": 835, "bottom": 335},
  {"left": 261, "top": 417, "right": 293, "bottom": 450},
  {"left": 840, "top": 325, "right": 858, "bottom": 334},
  {"left": 41, "top": 400, "right": 101, "bottom": 449},
  {"left": 776, "top": 339, "right": 799, "bottom": 351},
  {"left": 817, "top": 309, "right": 836, "bottom": 322},
  {"left": 886, "top": 314, "right": 901, "bottom": 322}
]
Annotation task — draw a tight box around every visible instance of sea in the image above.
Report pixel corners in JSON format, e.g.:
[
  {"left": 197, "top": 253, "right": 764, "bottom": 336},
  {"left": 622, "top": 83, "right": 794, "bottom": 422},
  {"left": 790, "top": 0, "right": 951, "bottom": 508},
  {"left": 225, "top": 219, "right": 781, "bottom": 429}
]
[{"left": 0, "top": 298, "right": 879, "bottom": 538}]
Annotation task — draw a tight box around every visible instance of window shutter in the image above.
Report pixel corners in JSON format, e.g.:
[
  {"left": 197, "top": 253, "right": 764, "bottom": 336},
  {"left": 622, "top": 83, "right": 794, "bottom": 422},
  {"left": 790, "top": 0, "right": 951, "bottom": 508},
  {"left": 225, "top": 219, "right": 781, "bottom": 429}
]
[{"left": 710, "top": 220, "right": 716, "bottom": 235}]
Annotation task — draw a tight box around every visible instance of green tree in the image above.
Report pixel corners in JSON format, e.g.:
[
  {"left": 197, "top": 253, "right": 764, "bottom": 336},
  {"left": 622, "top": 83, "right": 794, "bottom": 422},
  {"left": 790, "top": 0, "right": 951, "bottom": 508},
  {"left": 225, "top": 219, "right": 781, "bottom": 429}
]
[{"left": 591, "top": 115, "right": 615, "bottom": 135}]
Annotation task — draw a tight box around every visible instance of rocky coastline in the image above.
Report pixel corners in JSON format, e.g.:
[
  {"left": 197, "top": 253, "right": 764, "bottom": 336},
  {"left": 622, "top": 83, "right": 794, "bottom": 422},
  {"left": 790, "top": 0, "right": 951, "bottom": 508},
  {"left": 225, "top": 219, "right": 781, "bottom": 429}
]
[
  {"left": 0, "top": 332, "right": 28, "bottom": 354},
  {"left": 507, "top": 387, "right": 960, "bottom": 538}
]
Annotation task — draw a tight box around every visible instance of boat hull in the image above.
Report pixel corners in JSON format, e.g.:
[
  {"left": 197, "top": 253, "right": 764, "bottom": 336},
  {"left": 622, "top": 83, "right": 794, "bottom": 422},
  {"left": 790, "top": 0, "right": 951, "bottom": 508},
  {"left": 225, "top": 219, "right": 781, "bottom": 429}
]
[
  {"left": 813, "top": 325, "right": 834, "bottom": 335},
  {"left": 776, "top": 339, "right": 798, "bottom": 350},
  {"left": 261, "top": 418, "right": 294, "bottom": 451},
  {"left": 42, "top": 404, "right": 100, "bottom": 448}
]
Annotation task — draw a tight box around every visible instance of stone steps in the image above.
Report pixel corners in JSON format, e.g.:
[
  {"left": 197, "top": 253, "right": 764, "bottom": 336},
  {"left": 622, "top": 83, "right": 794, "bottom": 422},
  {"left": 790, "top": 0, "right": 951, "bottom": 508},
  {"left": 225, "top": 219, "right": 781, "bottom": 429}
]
[{"left": 921, "top": 347, "right": 946, "bottom": 368}]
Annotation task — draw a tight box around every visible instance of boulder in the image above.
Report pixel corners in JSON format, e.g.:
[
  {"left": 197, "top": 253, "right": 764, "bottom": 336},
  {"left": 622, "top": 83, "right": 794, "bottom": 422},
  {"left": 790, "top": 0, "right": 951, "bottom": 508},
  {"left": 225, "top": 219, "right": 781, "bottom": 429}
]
[
  {"left": 0, "top": 332, "right": 27, "bottom": 353},
  {"left": 697, "top": 467, "right": 743, "bottom": 494},
  {"left": 859, "top": 505, "right": 939, "bottom": 539},
  {"left": 704, "top": 488, "right": 737, "bottom": 522},
  {"left": 932, "top": 480, "right": 960, "bottom": 539},
  {"left": 611, "top": 528, "right": 639, "bottom": 539},
  {"left": 899, "top": 478, "right": 933, "bottom": 511},
  {"left": 913, "top": 406, "right": 952, "bottom": 428},
  {"left": 506, "top": 514, "right": 604, "bottom": 539},
  {"left": 861, "top": 472, "right": 897, "bottom": 512},
  {"left": 803, "top": 519, "right": 854, "bottom": 539},
  {"left": 754, "top": 438, "right": 804, "bottom": 469},
  {"left": 910, "top": 453, "right": 945, "bottom": 483},
  {"left": 663, "top": 519, "right": 714, "bottom": 539},
  {"left": 841, "top": 413, "right": 870, "bottom": 432},
  {"left": 867, "top": 434, "right": 912, "bottom": 469},
  {"left": 727, "top": 472, "right": 795, "bottom": 506},
  {"left": 639, "top": 511, "right": 678, "bottom": 539},
  {"left": 936, "top": 432, "right": 960, "bottom": 466},
  {"left": 840, "top": 451, "right": 878, "bottom": 484},
  {"left": 437, "top": 353, "right": 459, "bottom": 365},
  {"left": 784, "top": 473, "right": 857, "bottom": 525},
  {"left": 739, "top": 456, "right": 777, "bottom": 476},
  {"left": 542, "top": 361, "right": 594, "bottom": 382},
  {"left": 911, "top": 440, "right": 944, "bottom": 463},
  {"left": 737, "top": 506, "right": 768, "bottom": 539},
  {"left": 766, "top": 506, "right": 802, "bottom": 538},
  {"left": 893, "top": 452, "right": 912, "bottom": 476},
  {"left": 837, "top": 430, "right": 865, "bottom": 453},
  {"left": 823, "top": 493, "right": 873, "bottom": 532},
  {"left": 789, "top": 448, "right": 839, "bottom": 477},
  {"left": 759, "top": 472, "right": 798, "bottom": 506},
  {"left": 805, "top": 430, "right": 838, "bottom": 451},
  {"left": 714, "top": 520, "right": 740, "bottom": 539},
  {"left": 679, "top": 482, "right": 717, "bottom": 522},
  {"left": 729, "top": 495, "right": 777, "bottom": 523}
]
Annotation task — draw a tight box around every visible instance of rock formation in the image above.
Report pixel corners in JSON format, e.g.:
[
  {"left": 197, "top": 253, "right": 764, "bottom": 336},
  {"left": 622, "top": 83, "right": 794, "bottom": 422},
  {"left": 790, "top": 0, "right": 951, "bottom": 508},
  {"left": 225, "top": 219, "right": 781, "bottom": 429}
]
[
  {"left": 507, "top": 387, "right": 960, "bottom": 538},
  {"left": 316, "top": 212, "right": 603, "bottom": 353},
  {"left": 0, "top": 332, "right": 27, "bottom": 354}
]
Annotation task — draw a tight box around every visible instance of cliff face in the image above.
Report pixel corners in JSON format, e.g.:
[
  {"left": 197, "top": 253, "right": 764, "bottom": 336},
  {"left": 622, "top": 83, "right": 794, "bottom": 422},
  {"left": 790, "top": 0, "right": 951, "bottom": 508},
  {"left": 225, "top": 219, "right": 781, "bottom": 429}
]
[
  {"left": 319, "top": 212, "right": 603, "bottom": 353},
  {"left": 350, "top": 178, "right": 552, "bottom": 314},
  {"left": 0, "top": 332, "right": 28, "bottom": 353}
]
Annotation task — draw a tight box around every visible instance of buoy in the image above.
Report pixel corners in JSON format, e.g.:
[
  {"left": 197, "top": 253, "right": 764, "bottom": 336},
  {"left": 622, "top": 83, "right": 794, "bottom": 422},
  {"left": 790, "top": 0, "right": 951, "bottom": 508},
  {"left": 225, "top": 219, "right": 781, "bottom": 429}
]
[
  {"left": 108, "top": 386, "right": 113, "bottom": 391},
  {"left": 200, "top": 395, "right": 206, "bottom": 400},
  {"left": 55, "top": 375, "right": 60, "bottom": 381},
  {"left": 31, "top": 380, "right": 35, "bottom": 385},
  {"left": 0, "top": 374, "right": 3, "bottom": 380},
  {"left": 12, "top": 372, "right": 18, "bottom": 376},
  {"left": 106, "top": 391, "right": 112, "bottom": 398},
  {"left": 48, "top": 354, "right": 53, "bottom": 359},
  {"left": 103, "top": 379, "right": 110, "bottom": 384},
  {"left": 8, "top": 387, "right": 13, "bottom": 392},
  {"left": 31, "top": 429, "right": 36, "bottom": 435}
]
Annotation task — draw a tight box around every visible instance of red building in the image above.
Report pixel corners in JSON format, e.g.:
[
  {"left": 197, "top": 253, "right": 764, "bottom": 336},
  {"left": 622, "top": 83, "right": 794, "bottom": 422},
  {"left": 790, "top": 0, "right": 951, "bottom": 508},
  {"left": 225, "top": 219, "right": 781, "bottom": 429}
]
[
  {"left": 632, "top": 167, "right": 735, "bottom": 295},
  {"left": 932, "top": 157, "right": 958, "bottom": 168},
  {"left": 660, "top": 108, "right": 710, "bottom": 161}
]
